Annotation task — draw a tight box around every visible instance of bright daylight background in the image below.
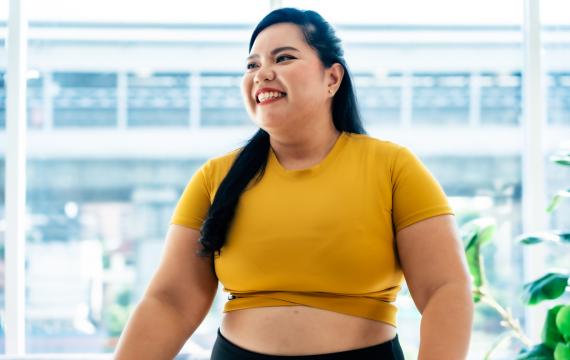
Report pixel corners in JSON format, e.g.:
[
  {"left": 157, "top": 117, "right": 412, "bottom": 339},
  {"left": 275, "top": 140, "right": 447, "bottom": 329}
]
[{"left": 1, "top": 0, "right": 569, "bottom": 358}]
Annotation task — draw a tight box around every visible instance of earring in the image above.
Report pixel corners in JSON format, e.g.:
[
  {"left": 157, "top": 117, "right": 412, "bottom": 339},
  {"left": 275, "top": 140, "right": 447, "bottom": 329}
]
[{"left": 328, "top": 87, "right": 334, "bottom": 95}]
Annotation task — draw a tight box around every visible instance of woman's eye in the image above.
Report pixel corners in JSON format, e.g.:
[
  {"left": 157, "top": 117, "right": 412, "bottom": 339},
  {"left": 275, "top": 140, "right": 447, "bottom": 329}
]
[
  {"left": 276, "top": 55, "right": 295, "bottom": 62},
  {"left": 246, "top": 63, "right": 258, "bottom": 70}
]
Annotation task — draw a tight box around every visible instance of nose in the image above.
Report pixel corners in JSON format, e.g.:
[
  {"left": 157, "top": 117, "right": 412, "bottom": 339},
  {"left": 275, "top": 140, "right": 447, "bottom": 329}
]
[{"left": 254, "top": 65, "right": 275, "bottom": 84}]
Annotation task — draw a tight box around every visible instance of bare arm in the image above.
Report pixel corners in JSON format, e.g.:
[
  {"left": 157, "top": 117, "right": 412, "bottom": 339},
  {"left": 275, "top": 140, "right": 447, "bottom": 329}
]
[
  {"left": 396, "top": 215, "right": 473, "bottom": 360},
  {"left": 114, "top": 224, "right": 218, "bottom": 359}
]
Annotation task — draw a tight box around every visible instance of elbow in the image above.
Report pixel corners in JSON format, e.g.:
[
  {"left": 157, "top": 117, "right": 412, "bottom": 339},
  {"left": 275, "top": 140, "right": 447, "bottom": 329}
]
[
  {"left": 418, "top": 277, "right": 474, "bottom": 315},
  {"left": 445, "top": 277, "right": 474, "bottom": 307},
  {"left": 460, "top": 274, "right": 475, "bottom": 311},
  {"left": 443, "top": 271, "right": 473, "bottom": 306}
]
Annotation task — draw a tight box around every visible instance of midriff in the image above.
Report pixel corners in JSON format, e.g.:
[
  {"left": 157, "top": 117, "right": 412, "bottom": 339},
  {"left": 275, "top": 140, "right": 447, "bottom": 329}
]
[{"left": 220, "top": 305, "right": 397, "bottom": 356}]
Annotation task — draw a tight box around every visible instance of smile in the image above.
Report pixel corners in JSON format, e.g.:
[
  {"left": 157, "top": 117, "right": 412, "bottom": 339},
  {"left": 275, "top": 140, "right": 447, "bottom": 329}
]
[{"left": 257, "top": 91, "right": 286, "bottom": 105}]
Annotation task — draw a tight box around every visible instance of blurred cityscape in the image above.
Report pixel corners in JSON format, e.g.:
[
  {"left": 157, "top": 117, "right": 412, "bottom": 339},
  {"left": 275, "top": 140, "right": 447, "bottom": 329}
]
[{"left": 0, "top": 20, "right": 569, "bottom": 358}]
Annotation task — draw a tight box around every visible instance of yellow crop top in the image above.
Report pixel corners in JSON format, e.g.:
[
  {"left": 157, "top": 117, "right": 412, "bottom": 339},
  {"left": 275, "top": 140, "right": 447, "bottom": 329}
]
[{"left": 169, "top": 131, "right": 455, "bottom": 327}]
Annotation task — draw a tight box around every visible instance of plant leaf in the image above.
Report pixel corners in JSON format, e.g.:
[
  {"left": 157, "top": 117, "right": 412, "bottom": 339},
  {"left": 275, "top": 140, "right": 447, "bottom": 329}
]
[
  {"left": 554, "top": 342, "right": 570, "bottom": 360},
  {"left": 516, "top": 343, "right": 553, "bottom": 360},
  {"left": 550, "top": 153, "right": 570, "bottom": 166},
  {"left": 522, "top": 273, "right": 569, "bottom": 305},
  {"left": 460, "top": 218, "right": 496, "bottom": 302},
  {"left": 557, "top": 305, "right": 570, "bottom": 337},
  {"left": 542, "top": 305, "right": 565, "bottom": 349},
  {"left": 463, "top": 231, "right": 483, "bottom": 298},
  {"left": 463, "top": 218, "right": 497, "bottom": 250},
  {"left": 462, "top": 227, "right": 478, "bottom": 251},
  {"left": 546, "top": 190, "right": 570, "bottom": 213},
  {"left": 518, "top": 231, "right": 570, "bottom": 245},
  {"left": 466, "top": 246, "right": 484, "bottom": 303}
]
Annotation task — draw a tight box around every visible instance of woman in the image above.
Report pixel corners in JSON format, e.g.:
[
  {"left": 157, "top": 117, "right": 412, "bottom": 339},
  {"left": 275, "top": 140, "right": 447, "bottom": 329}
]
[{"left": 114, "top": 8, "right": 473, "bottom": 360}]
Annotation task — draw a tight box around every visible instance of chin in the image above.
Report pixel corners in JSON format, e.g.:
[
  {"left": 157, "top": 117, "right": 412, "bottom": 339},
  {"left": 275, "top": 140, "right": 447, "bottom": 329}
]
[{"left": 254, "top": 115, "right": 287, "bottom": 129}]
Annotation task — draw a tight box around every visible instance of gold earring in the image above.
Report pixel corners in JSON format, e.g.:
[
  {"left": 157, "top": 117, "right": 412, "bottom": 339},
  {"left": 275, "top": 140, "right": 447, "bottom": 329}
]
[{"left": 328, "top": 87, "right": 333, "bottom": 95}]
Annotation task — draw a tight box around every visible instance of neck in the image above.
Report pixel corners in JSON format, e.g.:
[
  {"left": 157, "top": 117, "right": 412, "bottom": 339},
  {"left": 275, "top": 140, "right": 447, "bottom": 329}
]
[{"left": 268, "top": 124, "right": 341, "bottom": 170}]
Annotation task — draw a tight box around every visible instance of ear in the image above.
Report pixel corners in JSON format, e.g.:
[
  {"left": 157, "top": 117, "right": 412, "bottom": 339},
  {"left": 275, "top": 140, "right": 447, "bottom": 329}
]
[{"left": 326, "top": 63, "right": 345, "bottom": 91}]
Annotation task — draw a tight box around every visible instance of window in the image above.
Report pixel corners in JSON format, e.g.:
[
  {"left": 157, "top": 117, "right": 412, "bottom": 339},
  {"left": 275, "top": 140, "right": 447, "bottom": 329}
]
[
  {"left": 3, "top": 0, "right": 567, "bottom": 358},
  {"left": 1, "top": 1, "right": 7, "bottom": 353},
  {"left": 548, "top": 72, "right": 570, "bottom": 125},
  {"left": 127, "top": 72, "right": 190, "bottom": 127},
  {"left": 412, "top": 73, "right": 470, "bottom": 125},
  {"left": 52, "top": 72, "right": 117, "bottom": 128},
  {"left": 0, "top": 72, "right": 5, "bottom": 129},
  {"left": 200, "top": 73, "right": 249, "bottom": 126},
  {"left": 354, "top": 73, "right": 402, "bottom": 126},
  {"left": 542, "top": 0, "right": 570, "bottom": 307},
  {"left": 27, "top": 73, "right": 44, "bottom": 129},
  {"left": 480, "top": 72, "right": 521, "bottom": 125}
]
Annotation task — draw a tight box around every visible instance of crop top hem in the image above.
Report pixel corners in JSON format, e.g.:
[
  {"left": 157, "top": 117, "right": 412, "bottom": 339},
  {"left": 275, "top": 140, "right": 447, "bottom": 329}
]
[{"left": 223, "top": 292, "right": 398, "bottom": 327}]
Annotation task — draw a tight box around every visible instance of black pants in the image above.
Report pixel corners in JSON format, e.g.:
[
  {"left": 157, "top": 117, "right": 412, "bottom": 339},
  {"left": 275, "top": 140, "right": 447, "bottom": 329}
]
[{"left": 210, "top": 328, "right": 405, "bottom": 360}]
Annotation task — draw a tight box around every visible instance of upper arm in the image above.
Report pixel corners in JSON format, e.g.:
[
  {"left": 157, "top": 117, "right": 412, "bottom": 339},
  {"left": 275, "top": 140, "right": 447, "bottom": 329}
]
[
  {"left": 144, "top": 224, "right": 218, "bottom": 325},
  {"left": 391, "top": 145, "right": 454, "bottom": 234},
  {"left": 170, "top": 162, "right": 212, "bottom": 229},
  {"left": 146, "top": 160, "right": 218, "bottom": 324},
  {"left": 396, "top": 214, "right": 471, "bottom": 313}
]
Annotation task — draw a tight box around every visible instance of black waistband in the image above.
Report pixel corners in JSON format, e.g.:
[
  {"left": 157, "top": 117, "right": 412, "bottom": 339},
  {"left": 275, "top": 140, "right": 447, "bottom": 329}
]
[{"left": 211, "top": 327, "right": 404, "bottom": 360}]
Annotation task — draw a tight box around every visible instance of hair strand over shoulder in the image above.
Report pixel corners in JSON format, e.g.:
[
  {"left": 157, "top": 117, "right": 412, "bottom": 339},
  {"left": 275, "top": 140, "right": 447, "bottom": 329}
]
[{"left": 195, "top": 7, "right": 367, "bottom": 277}]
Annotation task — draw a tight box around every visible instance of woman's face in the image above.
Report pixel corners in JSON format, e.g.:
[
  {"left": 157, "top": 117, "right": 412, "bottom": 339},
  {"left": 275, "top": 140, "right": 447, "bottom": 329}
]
[{"left": 241, "top": 22, "right": 333, "bottom": 134}]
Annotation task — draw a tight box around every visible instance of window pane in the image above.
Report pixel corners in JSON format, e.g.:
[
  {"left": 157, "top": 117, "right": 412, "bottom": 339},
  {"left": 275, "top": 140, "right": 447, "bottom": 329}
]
[
  {"left": 283, "top": 0, "right": 522, "bottom": 25},
  {"left": 354, "top": 73, "right": 402, "bottom": 127},
  {"left": 411, "top": 73, "right": 470, "bottom": 125},
  {"left": 127, "top": 72, "right": 190, "bottom": 127},
  {"left": 1, "top": 1, "right": 6, "bottom": 352},
  {"left": 0, "top": 72, "right": 5, "bottom": 129},
  {"left": 52, "top": 72, "right": 117, "bottom": 128},
  {"left": 27, "top": 0, "right": 270, "bottom": 24},
  {"left": 480, "top": 72, "right": 522, "bottom": 125},
  {"left": 548, "top": 73, "right": 570, "bottom": 125},
  {"left": 27, "top": 73, "right": 45, "bottom": 129},
  {"left": 541, "top": 0, "right": 570, "bottom": 312},
  {"left": 25, "top": 159, "right": 212, "bottom": 352},
  {"left": 200, "top": 73, "right": 249, "bottom": 126}
]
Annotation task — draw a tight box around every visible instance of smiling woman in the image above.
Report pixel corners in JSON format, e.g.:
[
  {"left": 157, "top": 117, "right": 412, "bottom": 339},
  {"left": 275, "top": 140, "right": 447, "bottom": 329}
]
[
  {"left": 113, "top": 7, "right": 473, "bottom": 360},
  {"left": 5, "top": 0, "right": 568, "bottom": 357},
  {"left": 241, "top": 23, "right": 345, "bottom": 145}
]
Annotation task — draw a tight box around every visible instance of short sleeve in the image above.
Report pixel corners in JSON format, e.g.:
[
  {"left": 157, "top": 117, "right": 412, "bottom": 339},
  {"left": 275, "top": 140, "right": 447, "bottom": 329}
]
[
  {"left": 391, "top": 146, "right": 454, "bottom": 233},
  {"left": 169, "top": 161, "right": 212, "bottom": 230}
]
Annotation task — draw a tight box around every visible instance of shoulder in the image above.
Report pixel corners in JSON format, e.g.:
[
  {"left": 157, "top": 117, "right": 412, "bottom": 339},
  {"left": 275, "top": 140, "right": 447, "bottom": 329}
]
[
  {"left": 200, "top": 147, "right": 242, "bottom": 180},
  {"left": 342, "top": 133, "right": 424, "bottom": 178},
  {"left": 343, "top": 132, "right": 406, "bottom": 159},
  {"left": 207, "top": 147, "right": 242, "bottom": 167}
]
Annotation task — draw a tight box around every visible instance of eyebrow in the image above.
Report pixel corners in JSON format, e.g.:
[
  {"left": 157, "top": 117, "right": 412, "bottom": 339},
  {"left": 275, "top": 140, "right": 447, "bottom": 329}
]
[{"left": 246, "top": 46, "right": 300, "bottom": 61}]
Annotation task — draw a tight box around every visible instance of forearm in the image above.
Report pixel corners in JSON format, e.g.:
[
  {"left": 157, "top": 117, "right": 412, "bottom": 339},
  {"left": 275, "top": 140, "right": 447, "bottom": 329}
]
[
  {"left": 418, "top": 282, "right": 474, "bottom": 360},
  {"left": 114, "top": 295, "right": 198, "bottom": 359}
]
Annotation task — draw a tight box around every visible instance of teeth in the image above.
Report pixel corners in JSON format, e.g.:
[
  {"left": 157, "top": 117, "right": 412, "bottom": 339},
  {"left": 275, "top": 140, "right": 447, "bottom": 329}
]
[{"left": 257, "top": 91, "right": 285, "bottom": 103}]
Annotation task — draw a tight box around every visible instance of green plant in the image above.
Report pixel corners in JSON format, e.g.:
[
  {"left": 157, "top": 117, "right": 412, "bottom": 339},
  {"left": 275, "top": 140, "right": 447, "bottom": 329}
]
[
  {"left": 104, "top": 288, "right": 133, "bottom": 337},
  {"left": 461, "top": 147, "right": 570, "bottom": 360},
  {"left": 461, "top": 218, "right": 532, "bottom": 359}
]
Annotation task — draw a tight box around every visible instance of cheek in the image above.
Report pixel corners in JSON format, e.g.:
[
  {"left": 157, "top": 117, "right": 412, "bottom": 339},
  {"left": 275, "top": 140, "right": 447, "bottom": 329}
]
[{"left": 288, "top": 70, "right": 324, "bottom": 103}]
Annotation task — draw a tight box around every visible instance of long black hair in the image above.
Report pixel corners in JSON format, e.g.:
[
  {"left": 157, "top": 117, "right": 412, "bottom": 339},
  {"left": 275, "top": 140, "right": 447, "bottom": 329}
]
[{"left": 196, "top": 7, "right": 367, "bottom": 276}]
